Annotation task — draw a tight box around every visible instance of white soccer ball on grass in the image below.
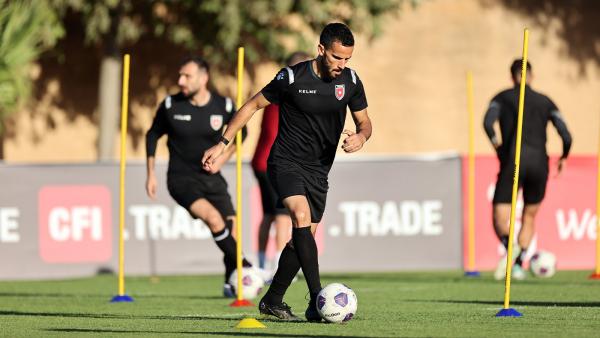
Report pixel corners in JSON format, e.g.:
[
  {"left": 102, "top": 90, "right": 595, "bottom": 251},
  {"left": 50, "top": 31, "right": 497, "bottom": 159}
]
[
  {"left": 228, "top": 268, "right": 265, "bottom": 299},
  {"left": 316, "top": 283, "right": 358, "bottom": 323},
  {"left": 529, "top": 250, "right": 557, "bottom": 278}
]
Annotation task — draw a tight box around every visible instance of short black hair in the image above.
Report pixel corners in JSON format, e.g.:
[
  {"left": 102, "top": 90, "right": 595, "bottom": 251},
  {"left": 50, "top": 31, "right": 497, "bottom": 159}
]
[
  {"left": 319, "top": 22, "right": 354, "bottom": 49},
  {"left": 180, "top": 56, "right": 209, "bottom": 72},
  {"left": 510, "top": 59, "right": 532, "bottom": 78}
]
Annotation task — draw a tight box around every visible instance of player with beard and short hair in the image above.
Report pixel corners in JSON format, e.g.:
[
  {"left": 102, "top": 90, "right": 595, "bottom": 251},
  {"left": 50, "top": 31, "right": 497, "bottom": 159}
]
[
  {"left": 203, "top": 23, "right": 372, "bottom": 321},
  {"left": 252, "top": 51, "right": 312, "bottom": 276},
  {"left": 145, "top": 56, "right": 253, "bottom": 297}
]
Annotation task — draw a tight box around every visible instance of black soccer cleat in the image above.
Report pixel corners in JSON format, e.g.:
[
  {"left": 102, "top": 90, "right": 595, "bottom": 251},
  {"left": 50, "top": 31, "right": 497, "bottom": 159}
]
[
  {"left": 305, "top": 298, "right": 323, "bottom": 322},
  {"left": 259, "top": 299, "right": 301, "bottom": 321}
]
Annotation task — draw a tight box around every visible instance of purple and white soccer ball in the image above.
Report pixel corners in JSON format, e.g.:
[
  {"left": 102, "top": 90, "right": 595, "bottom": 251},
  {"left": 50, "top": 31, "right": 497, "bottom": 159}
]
[
  {"left": 228, "top": 268, "right": 264, "bottom": 299},
  {"left": 529, "top": 250, "right": 557, "bottom": 278},
  {"left": 316, "top": 283, "right": 358, "bottom": 323}
]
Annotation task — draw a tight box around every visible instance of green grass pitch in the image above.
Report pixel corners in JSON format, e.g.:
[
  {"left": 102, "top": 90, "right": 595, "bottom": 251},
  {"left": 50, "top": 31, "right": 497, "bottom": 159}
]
[{"left": 1, "top": 271, "right": 600, "bottom": 337}]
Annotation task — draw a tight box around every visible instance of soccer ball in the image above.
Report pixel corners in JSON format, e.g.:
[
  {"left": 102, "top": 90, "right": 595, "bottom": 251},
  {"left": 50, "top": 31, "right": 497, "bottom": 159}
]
[
  {"left": 228, "top": 268, "right": 265, "bottom": 299},
  {"left": 316, "top": 283, "right": 358, "bottom": 323},
  {"left": 529, "top": 251, "right": 557, "bottom": 278}
]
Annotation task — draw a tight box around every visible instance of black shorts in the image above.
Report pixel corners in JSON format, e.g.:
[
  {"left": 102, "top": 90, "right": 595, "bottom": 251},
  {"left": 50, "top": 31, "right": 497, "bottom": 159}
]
[
  {"left": 253, "top": 170, "right": 289, "bottom": 216},
  {"left": 267, "top": 164, "right": 328, "bottom": 223},
  {"left": 493, "top": 158, "right": 549, "bottom": 204},
  {"left": 167, "top": 172, "right": 235, "bottom": 219}
]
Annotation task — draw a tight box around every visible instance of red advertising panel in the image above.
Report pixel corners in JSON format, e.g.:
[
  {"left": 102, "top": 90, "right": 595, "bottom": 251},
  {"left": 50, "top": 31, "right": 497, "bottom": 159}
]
[
  {"left": 39, "top": 185, "right": 113, "bottom": 263},
  {"left": 463, "top": 155, "right": 597, "bottom": 270}
]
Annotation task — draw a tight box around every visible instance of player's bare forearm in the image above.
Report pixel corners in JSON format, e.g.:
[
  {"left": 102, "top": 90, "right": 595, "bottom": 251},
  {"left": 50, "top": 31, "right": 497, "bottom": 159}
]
[
  {"left": 221, "top": 141, "right": 237, "bottom": 162},
  {"left": 342, "top": 109, "right": 372, "bottom": 153},
  {"left": 353, "top": 108, "right": 372, "bottom": 142},
  {"left": 222, "top": 92, "right": 270, "bottom": 142},
  {"left": 146, "top": 156, "right": 156, "bottom": 176},
  {"left": 145, "top": 156, "right": 158, "bottom": 199},
  {"left": 356, "top": 118, "right": 372, "bottom": 142}
]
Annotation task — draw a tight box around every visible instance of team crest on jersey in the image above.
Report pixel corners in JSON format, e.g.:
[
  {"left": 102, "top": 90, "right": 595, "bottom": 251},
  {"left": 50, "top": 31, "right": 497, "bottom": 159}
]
[
  {"left": 210, "top": 115, "right": 223, "bottom": 130},
  {"left": 335, "top": 84, "right": 345, "bottom": 100}
]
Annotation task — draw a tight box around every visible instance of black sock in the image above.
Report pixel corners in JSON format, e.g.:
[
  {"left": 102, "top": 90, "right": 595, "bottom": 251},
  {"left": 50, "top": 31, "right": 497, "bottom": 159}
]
[
  {"left": 500, "top": 235, "right": 509, "bottom": 249},
  {"left": 213, "top": 220, "right": 253, "bottom": 283},
  {"left": 222, "top": 256, "right": 252, "bottom": 283},
  {"left": 223, "top": 256, "right": 235, "bottom": 283},
  {"left": 224, "top": 219, "right": 252, "bottom": 266},
  {"left": 292, "top": 227, "right": 321, "bottom": 299},
  {"left": 212, "top": 224, "right": 238, "bottom": 281},
  {"left": 263, "top": 242, "right": 301, "bottom": 304},
  {"left": 515, "top": 248, "right": 527, "bottom": 267}
]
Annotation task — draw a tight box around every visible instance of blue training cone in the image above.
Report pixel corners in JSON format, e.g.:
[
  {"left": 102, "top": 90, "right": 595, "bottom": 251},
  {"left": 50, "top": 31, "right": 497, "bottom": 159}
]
[
  {"left": 464, "top": 271, "right": 481, "bottom": 277},
  {"left": 111, "top": 294, "right": 134, "bottom": 302},
  {"left": 496, "top": 308, "right": 522, "bottom": 317}
]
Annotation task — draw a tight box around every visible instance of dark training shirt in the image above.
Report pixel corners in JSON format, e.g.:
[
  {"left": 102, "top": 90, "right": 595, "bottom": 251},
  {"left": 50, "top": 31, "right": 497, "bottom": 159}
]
[
  {"left": 146, "top": 92, "right": 237, "bottom": 175},
  {"left": 261, "top": 60, "right": 368, "bottom": 177},
  {"left": 483, "top": 85, "right": 572, "bottom": 162}
]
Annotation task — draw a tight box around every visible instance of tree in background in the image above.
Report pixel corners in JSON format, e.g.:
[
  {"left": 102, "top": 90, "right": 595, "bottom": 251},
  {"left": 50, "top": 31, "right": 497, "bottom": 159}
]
[
  {"left": 0, "top": 0, "right": 64, "bottom": 159},
  {"left": 45, "top": 0, "right": 410, "bottom": 160},
  {"left": 491, "top": 0, "right": 600, "bottom": 74}
]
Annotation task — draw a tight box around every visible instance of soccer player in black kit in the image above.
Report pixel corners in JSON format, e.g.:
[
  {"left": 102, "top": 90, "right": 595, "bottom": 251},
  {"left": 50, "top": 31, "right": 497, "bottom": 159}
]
[
  {"left": 145, "top": 56, "right": 251, "bottom": 297},
  {"left": 203, "top": 23, "right": 372, "bottom": 321},
  {"left": 484, "top": 59, "right": 572, "bottom": 280}
]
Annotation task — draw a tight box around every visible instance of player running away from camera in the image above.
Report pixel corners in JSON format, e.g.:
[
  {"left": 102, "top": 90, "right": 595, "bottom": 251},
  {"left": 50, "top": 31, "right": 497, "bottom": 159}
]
[
  {"left": 252, "top": 51, "right": 312, "bottom": 275},
  {"left": 484, "top": 59, "right": 572, "bottom": 280},
  {"left": 203, "top": 23, "right": 372, "bottom": 321},
  {"left": 145, "top": 56, "right": 253, "bottom": 297}
]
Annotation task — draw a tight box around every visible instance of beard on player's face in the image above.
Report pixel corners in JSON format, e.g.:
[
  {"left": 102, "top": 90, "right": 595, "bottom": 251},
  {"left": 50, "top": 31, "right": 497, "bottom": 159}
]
[
  {"left": 319, "top": 55, "right": 341, "bottom": 80},
  {"left": 179, "top": 78, "right": 202, "bottom": 98},
  {"left": 182, "top": 88, "right": 199, "bottom": 98}
]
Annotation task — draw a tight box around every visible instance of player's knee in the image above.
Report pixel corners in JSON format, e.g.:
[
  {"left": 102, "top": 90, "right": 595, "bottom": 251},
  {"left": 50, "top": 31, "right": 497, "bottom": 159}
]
[
  {"left": 205, "top": 213, "right": 225, "bottom": 232},
  {"left": 290, "top": 210, "right": 309, "bottom": 226}
]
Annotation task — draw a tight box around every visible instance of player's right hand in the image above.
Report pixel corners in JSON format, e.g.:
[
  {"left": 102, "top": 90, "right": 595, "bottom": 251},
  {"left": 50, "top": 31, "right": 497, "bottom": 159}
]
[
  {"left": 146, "top": 174, "right": 157, "bottom": 200},
  {"left": 202, "top": 143, "right": 225, "bottom": 172}
]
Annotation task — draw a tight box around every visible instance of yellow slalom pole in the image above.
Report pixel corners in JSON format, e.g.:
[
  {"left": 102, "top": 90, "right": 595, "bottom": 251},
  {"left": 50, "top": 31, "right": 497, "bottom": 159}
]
[
  {"left": 230, "top": 47, "right": 253, "bottom": 307},
  {"left": 112, "top": 54, "right": 133, "bottom": 302},
  {"left": 500, "top": 29, "right": 529, "bottom": 314},
  {"left": 592, "top": 104, "right": 600, "bottom": 279},
  {"left": 235, "top": 47, "right": 245, "bottom": 302},
  {"left": 465, "top": 71, "right": 479, "bottom": 276},
  {"left": 230, "top": 48, "right": 266, "bottom": 328}
]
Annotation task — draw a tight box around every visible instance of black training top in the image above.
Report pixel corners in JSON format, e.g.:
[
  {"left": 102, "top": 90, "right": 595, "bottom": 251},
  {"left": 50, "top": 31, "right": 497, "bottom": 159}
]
[
  {"left": 146, "top": 92, "right": 236, "bottom": 175},
  {"left": 483, "top": 85, "right": 572, "bottom": 162},
  {"left": 261, "top": 60, "right": 368, "bottom": 176}
]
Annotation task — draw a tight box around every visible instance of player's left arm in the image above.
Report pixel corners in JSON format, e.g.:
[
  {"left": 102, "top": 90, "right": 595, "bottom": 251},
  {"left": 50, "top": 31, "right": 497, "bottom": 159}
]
[
  {"left": 342, "top": 108, "right": 372, "bottom": 153},
  {"left": 550, "top": 110, "right": 572, "bottom": 159},
  {"left": 548, "top": 99, "right": 572, "bottom": 176},
  {"left": 205, "top": 142, "right": 236, "bottom": 174}
]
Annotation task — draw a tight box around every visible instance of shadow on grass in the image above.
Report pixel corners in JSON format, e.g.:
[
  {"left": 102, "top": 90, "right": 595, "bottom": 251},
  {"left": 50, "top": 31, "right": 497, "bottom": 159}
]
[
  {"left": 0, "top": 292, "right": 225, "bottom": 300},
  {"left": 0, "top": 310, "right": 286, "bottom": 323},
  {"left": 407, "top": 299, "right": 600, "bottom": 308},
  {"left": 45, "top": 328, "right": 402, "bottom": 337},
  {"left": 322, "top": 273, "right": 504, "bottom": 285}
]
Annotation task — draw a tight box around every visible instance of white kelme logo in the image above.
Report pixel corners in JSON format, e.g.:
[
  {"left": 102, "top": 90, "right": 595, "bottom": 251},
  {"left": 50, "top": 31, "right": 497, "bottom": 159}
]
[{"left": 173, "top": 114, "right": 191, "bottom": 121}]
